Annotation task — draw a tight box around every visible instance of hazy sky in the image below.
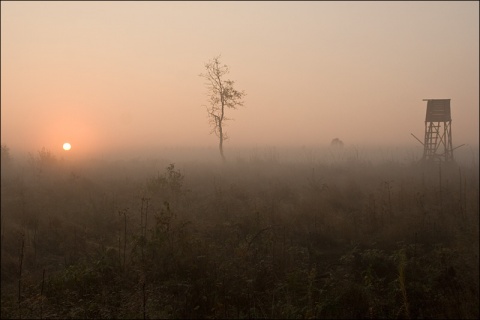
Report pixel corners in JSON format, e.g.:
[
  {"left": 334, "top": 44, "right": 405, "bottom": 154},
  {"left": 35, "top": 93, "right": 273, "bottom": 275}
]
[{"left": 1, "top": 1, "right": 478, "bottom": 157}]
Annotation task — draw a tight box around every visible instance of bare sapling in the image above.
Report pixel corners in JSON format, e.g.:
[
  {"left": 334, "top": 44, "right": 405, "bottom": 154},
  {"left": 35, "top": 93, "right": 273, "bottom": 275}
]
[
  {"left": 18, "top": 232, "right": 25, "bottom": 319},
  {"left": 119, "top": 209, "right": 129, "bottom": 271},
  {"left": 143, "top": 281, "right": 147, "bottom": 320},
  {"left": 200, "top": 55, "right": 246, "bottom": 162},
  {"left": 40, "top": 269, "right": 45, "bottom": 319}
]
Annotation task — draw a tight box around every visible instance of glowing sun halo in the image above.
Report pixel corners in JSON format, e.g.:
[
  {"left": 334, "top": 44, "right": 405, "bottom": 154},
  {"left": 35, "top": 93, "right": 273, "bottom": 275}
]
[{"left": 63, "top": 142, "right": 71, "bottom": 151}]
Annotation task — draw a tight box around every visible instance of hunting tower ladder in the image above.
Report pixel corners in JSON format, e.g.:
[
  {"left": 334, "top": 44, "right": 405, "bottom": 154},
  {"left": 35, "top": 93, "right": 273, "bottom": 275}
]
[{"left": 421, "top": 99, "right": 454, "bottom": 162}]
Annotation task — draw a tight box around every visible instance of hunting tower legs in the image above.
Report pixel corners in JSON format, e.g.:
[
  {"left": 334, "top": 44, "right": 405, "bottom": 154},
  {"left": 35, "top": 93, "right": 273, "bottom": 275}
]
[{"left": 422, "top": 99, "right": 454, "bottom": 162}]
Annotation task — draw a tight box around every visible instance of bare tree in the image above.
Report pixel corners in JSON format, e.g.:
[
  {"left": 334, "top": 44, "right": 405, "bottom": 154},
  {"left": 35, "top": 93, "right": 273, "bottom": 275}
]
[
  {"left": 200, "top": 56, "right": 246, "bottom": 161},
  {"left": 1, "top": 144, "right": 12, "bottom": 163},
  {"left": 330, "top": 138, "right": 344, "bottom": 148}
]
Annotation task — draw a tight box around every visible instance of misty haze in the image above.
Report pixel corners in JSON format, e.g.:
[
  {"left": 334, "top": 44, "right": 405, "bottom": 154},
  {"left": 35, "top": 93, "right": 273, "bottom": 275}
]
[{"left": 1, "top": 2, "right": 479, "bottom": 319}]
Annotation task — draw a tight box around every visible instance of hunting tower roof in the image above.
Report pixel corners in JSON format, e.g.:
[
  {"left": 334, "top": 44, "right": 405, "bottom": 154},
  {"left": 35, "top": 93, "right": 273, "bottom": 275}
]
[{"left": 423, "top": 99, "right": 451, "bottom": 122}]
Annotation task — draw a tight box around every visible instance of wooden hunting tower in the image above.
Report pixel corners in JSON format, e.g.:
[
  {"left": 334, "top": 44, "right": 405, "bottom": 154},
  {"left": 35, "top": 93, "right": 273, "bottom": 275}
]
[{"left": 422, "top": 99, "right": 454, "bottom": 162}]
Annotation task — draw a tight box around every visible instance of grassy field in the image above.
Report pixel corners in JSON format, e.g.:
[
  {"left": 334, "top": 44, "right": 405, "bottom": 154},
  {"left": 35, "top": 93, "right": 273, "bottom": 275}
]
[{"left": 1, "top": 146, "right": 479, "bottom": 319}]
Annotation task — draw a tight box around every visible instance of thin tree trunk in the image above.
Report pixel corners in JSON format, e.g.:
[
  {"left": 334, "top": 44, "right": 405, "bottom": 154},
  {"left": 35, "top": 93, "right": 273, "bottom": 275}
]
[
  {"left": 124, "top": 213, "right": 127, "bottom": 270},
  {"left": 143, "top": 281, "right": 146, "bottom": 319},
  {"left": 18, "top": 235, "right": 25, "bottom": 319},
  {"left": 140, "top": 198, "right": 144, "bottom": 237},
  {"left": 140, "top": 198, "right": 145, "bottom": 262},
  {"left": 219, "top": 125, "right": 225, "bottom": 162},
  {"left": 40, "top": 269, "right": 45, "bottom": 319},
  {"left": 145, "top": 199, "right": 149, "bottom": 238}
]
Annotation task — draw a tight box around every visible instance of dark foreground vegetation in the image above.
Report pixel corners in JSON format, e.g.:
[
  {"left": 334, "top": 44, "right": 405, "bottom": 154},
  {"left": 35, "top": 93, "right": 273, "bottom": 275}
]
[{"left": 1, "top": 146, "right": 479, "bottom": 319}]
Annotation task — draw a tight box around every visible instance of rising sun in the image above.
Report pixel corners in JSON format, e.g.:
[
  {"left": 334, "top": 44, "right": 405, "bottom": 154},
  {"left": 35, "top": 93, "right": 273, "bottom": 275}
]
[{"left": 63, "top": 142, "right": 71, "bottom": 151}]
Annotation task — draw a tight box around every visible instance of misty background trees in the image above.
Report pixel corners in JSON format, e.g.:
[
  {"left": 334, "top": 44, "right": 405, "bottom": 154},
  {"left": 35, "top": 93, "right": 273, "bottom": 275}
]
[
  {"left": 1, "top": 144, "right": 12, "bottom": 163},
  {"left": 330, "top": 138, "right": 344, "bottom": 148},
  {"left": 200, "top": 56, "right": 246, "bottom": 162}
]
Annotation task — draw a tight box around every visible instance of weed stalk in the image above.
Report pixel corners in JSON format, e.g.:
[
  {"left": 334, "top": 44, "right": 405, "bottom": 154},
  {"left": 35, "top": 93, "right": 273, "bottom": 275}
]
[{"left": 18, "top": 233, "right": 25, "bottom": 319}]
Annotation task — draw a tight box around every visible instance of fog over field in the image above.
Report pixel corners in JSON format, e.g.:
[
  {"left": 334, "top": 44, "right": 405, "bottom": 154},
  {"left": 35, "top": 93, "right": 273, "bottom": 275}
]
[
  {"left": 1, "top": 141, "right": 479, "bottom": 319},
  {"left": 1, "top": 2, "right": 479, "bottom": 319}
]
